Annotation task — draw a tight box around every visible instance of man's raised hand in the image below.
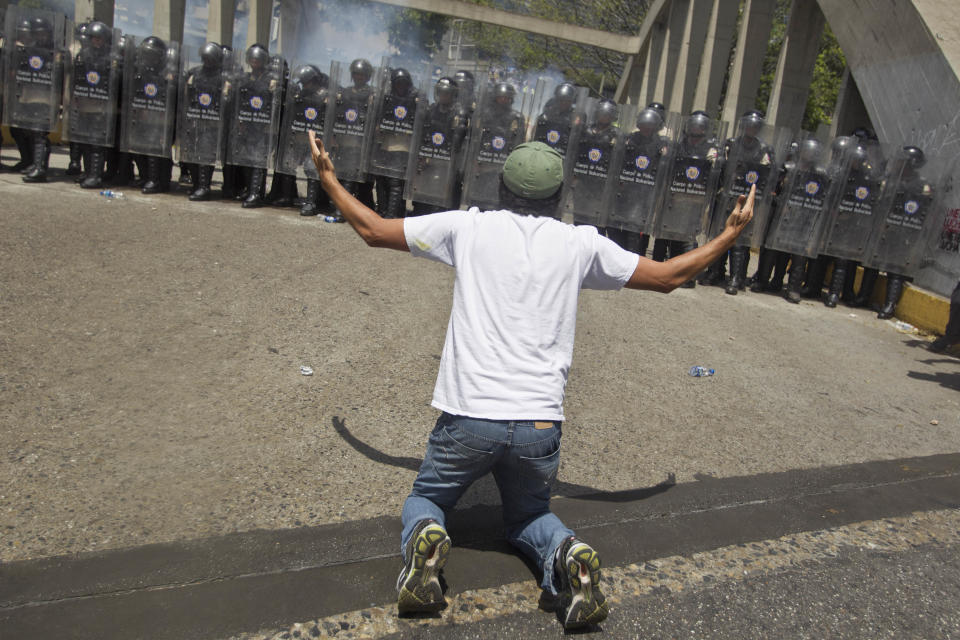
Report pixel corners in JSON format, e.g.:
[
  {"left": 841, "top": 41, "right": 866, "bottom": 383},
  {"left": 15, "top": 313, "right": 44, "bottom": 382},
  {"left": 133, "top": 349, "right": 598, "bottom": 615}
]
[
  {"left": 308, "top": 130, "right": 336, "bottom": 183},
  {"left": 725, "top": 183, "right": 756, "bottom": 236}
]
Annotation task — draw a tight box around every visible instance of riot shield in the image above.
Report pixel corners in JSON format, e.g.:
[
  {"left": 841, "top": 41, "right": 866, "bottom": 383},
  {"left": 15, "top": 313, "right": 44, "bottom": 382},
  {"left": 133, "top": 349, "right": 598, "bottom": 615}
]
[
  {"left": 560, "top": 98, "right": 622, "bottom": 226},
  {"left": 819, "top": 139, "right": 888, "bottom": 262},
  {"left": 711, "top": 120, "right": 790, "bottom": 247},
  {"left": 328, "top": 59, "right": 379, "bottom": 182},
  {"left": 531, "top": 82, "right": 588, "bottom": 183},
  {"left": 654, "top": 114, "right": 726, "bottom": 243},
  {"left": 2, "top": 7, "right": 64, "bottom": 132},
  {"left": 404, "top": 78, "right": 468, "bottom": 209},
  {"left": 461, "top": 79, "right": 535, "bottom": 210},
  {"left": 223, "top": 53, "right": 283, "bottom": 169},
  {"left": 119, "top": 36, "right": 178, "bottom": 158},
  {"left": 176, "top": 43, "right": 227, "bottom": 166},
  {"left": 764, "top": 135, "right": 839, "bottom": 257},
  {"left": 864, "top": 148, "right": 945, "bottom": 276},
  {"left": 367, "top": 61, "right": 423, "bottom": 180},
  {"left": 605, "top": 107, "right": 678, "bottom": 235},
  {"left": 63, "top": 21, "right": 122, "bottom": 146},
  {"left": 275, "top": 59, "right": 335, "bottom": 179}
]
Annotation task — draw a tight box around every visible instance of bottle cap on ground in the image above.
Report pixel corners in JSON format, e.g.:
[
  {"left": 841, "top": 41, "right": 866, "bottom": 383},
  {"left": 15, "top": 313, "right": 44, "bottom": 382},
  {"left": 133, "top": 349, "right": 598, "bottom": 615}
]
[{"left": 502, "top": 141, "right": 564, "bottom": 199}]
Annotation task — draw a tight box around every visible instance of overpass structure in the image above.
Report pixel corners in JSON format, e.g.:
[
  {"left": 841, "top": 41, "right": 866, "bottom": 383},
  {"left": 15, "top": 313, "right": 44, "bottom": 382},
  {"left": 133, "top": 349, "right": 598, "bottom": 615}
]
[{"left": 36, "top": 0, "right": 960, "bottom": 294}]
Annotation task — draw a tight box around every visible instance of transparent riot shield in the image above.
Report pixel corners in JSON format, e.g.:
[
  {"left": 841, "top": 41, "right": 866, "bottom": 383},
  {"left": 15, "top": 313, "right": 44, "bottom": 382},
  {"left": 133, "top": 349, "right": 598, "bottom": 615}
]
[
  {"left": 711, "top": 120, "right": 791, "bottom": 247},
  {"left": 63, "top": 21, "right": 122, "bottom": 146},
  {"left": 404, "top": 78, "right": 468, "bottom": 209},
  {"left": 223, "top": 53, "right": 283, "bottom": 169},
  {"left": 605, "top": 107, "right": 678, "bottom": 235},
  {"left": 819, "top": 139, "right": 888, "bottom": 262},
  {"left": 864, "top": 148, "right": 946, "bottom": 276},
  {"left": 531, "top": 82, "right": 588, "bottom": 183},
  {"left": 368, "top": 61, "right": 423, "bottom": 180},
  {"left": 461, "top": 78, "right": 535, "bottom": 210},
  {"left": 176, "top": 44, "right": 227, "bottom": 167},
  {"left": 2, "top": 7, "right": 64, "bottom": 132},
  {"left": 275, "top": 59, "right": 335, "bottom": 179},
  {"left": 764, "top": 135, "right": 839, "bottom": 257},
  {"left": 328, "top": 60, "right": 379, "bottom": 182},
  {"left": 654, "top": 115, "right": 727, "bottom": 243},
  {"left": 560, "top": 98, "right": 622, "bottom": 226},
  {"left": 918, "top": 155, "right": 959, "bottom": 291},
  {"left": 119, "top": 36, "right": 178, "bottom": 158}
]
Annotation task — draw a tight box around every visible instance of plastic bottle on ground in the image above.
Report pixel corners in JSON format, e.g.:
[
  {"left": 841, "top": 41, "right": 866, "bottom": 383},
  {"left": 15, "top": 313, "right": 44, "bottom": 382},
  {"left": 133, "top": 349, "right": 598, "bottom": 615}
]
[{"left": 688, "top": 366, "right": 715, "bottom": 377}]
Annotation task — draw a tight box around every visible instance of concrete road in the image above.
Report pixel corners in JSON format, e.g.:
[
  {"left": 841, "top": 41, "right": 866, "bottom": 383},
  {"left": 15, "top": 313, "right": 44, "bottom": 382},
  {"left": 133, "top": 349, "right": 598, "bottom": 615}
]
[{"left": 1, "top": 150, "right": 958, "bottom": 638}]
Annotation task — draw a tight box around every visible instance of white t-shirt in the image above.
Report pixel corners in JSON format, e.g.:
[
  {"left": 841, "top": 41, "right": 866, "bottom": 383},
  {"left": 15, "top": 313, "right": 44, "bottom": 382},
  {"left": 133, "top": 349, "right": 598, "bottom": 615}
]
[{"left": 404, "top": 209, "right": 640, "bottom": 421}]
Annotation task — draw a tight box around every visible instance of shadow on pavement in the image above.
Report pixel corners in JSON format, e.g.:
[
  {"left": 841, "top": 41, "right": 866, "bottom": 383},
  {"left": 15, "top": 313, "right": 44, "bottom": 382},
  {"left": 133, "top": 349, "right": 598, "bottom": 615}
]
[{"left": 907, "top": 369, "right": 960, "bottom": 391}]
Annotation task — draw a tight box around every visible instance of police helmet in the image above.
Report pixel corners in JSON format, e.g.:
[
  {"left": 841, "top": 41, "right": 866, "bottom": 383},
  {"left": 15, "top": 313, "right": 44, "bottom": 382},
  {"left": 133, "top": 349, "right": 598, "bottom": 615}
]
[
  {"left": 554, "top": 82, "right": 576, "bottom": 103},
  {"left": 390, "top": 67, "right": 413, "bottom": 95},
  {"left": 87, "top": 21, "right": 111, "bottom": 46},
  {"left": 453, "top": 70, "right": 474, "bottom": 93},
  {"left": 293, "top": 64, "right": 327, "bottom": 92},
  {"left": 684, "top": 111, "right": 710, "bottom": 137},
  {"left": 139, "top": 36, "right": 167, "bottom": 66},
  {"left": 647, "top": 101, "right": 666, "bottom": 116},
  {"left": 493, "top": 82, "right": 516, "bottom": 105},
  {"left": 798, "top": 138, "right": 822, "bottom": 165},
  {"left": 75, "top": 21, "right": 89, "bottom": 40},
  {"left": 30, "top": 17, "right": 53, "bottom": 44},
  {"left": 434, "top": 77, "right": 458, "bottom": 103},
  {"left": 349, "top": 58, "right": 373, "bottom": 82},
  {"left": 850, "top": 127, "right": 874, "bottom": 141},
  {"left": 595, "top": 99, "right": 618, "bottom": 125},
  {"left": 901, "top": 145, "right": 926, "bottom": 169},
  {"left": 200, "top": 42, "right": 222, "bottom": 68},
  {"left": 246, "top": 43, "right": 268, "bottom": 68},
  {"left": 740, "top": 109, "right": 765, "bottom": 135},
  {"left": 635, "top": 108, "right": 663, "bottom": 134},
  {"left": 830, "top": 135, "right": 856, "bottom": 158}
]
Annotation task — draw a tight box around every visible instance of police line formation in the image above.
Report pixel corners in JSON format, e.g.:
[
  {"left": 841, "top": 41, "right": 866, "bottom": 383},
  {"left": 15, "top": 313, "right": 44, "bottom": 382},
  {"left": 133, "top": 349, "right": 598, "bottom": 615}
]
[{"left": 3, "top": 7, "right": 949, "bottom": 320}]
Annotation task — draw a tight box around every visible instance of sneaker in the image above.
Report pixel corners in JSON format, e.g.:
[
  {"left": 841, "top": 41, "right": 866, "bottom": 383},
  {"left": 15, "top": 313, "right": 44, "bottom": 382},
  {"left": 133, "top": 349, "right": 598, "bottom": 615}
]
[
  {"left": 397, "top": 520, "right": 451, "bottom": 614},
  {"left": 555, "top": 537, "right": 609, "bottom": 628}
]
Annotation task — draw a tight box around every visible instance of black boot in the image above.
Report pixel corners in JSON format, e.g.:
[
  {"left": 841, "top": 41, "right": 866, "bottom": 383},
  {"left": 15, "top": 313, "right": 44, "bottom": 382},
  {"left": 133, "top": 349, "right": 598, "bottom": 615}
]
[
  {"left": 769, "top": 251, "right": 790, "bottom": 292},
  {"left": 725, "top": 247, "right": 748, "bottom": 295},
  {"left": 824, "top": 259, "right": 847, "bottom": 308},
  {"left": 300, "top": 178, "right": 322, "bottom": 216},
  {"left": 66, "top": 142, "right": 83, "bottom": 175},
  {"left": 10, "top": 127, "right": 34, "bottom": 172},
  {"left": 23, "top": 134, "right": 50, "bottom": 183},
  {"left": 750, "top": 249, "right": 776, "bottom": 292},
  {"left": 841, "top": 261, "right": 859, "bottom": 304},
  {"left": 142, "top": 156, "right": 162, "bottom": 193},
  {"left": 272, "top": 174, "right": 298, "bottom": 207},
  {"left": 177, "top": 161, "right": 193, "bottom": 186},
  {"left": 699, "top": 256, "right": 725, "bottom": 286},
  {"left": 189, "top": 165, "right": 214, "bottom": 201},
  {"left": 784, "top": 255, "right": 805, "bottom": 303},
  {"left": 80, "top": 147, "right": 106, "bottom": 189},
  {"left": 242, "top": 168, "right": 267, "bottom": 208},
  {"left": 852, "top": 267, "right": 878, "bottom": 308},
  {"left": 877, "top": 274, "right": 905, "bottom": 319},
  {"left": 801, "top": 256, "right": 827, "bottom": 298}
]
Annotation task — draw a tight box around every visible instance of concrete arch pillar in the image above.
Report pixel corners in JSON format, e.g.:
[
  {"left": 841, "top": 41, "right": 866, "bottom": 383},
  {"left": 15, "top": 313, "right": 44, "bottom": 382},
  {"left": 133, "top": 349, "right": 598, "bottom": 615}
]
[
  {"left": 245, "top": 0, "right": 273, "bottom": 51},
  {"left": 721, "top": 0, "right": 775, "bottom": 124},
  {"left": 74, "top": 0, "right": 114, "bottom": 26},
  {"left": 206, "top": 0, "right": 236, "bottom": 47},
  {"left": 765, "top": 0, "right": 825, "bottom": 131},
  {"left": 153, "top": 0, "right": 187, "bottom": 43},
  {"left": 692, "top": 0, "right": 740, "bottom": 116}
]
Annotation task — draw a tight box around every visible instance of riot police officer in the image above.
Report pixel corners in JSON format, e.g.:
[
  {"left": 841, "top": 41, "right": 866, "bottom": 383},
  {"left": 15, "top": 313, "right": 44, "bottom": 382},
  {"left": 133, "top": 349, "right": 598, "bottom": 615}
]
[
  {"left": 567, "top": 99, "right": 620, "bottom": 230},
  {"left": 178, "top": 42, "right": 225, "bottom": 201},
  {"left": 370, "top": 67, "right": 417, "bottom": 219},
  {"left": 266, "top": 60, "right": 299, "bottom": 208},
  {"left": 219, "top": 44, "right": 243, "bottom": 199},
  {"left": 228, "top": 43, "right": 280, "bottom": 208},
  {"left": 533, "top": 82, "right": 579, "bottom": 158},
  {"left": 453, "top": 69, "right": 476, "bottom": 121},
  {"left": 706, "top": 109, "right": 775, "bottom": 292},
  {"left": 65, "top": 21, "right": 88, "bottom": 176},
  {"left": 606, "top": 106, "right": 669, "bottom": 253},
  {"left": 275, "top": 63, "right": 332, "bottom": 216},
  {"left": 461, "top": 81, "right": 525, "bottom": 210},
  {"left": 7, "top": 18, "right": 36, "bottom": 174},
  {"left": 409, "top": 76, "right": 467, "bottom": 215},
  {"left": 329, "top": 58, "right": 376, "bottom": 217},
  {"left": 125, "top": 35, "right": 177, "bottom": 193},
  {"left": 70, "top": 21, "right": 120, "bottom": 189}
]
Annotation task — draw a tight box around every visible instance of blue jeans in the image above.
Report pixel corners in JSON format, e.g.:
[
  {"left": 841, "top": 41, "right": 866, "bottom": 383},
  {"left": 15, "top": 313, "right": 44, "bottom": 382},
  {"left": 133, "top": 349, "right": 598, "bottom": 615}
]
[{"left": 401, "top": 412, "right": 574, "bottom": 594}]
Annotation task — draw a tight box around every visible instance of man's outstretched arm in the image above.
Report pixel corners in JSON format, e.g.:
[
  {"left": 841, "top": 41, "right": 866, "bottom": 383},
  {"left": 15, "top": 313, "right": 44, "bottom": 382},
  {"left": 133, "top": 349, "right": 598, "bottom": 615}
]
[
  {"left": 625, "top": 185, "right": 756, "bottom": 292},
  {"left": 309, "top": 131, "right": 409, "bottom": 251}
]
